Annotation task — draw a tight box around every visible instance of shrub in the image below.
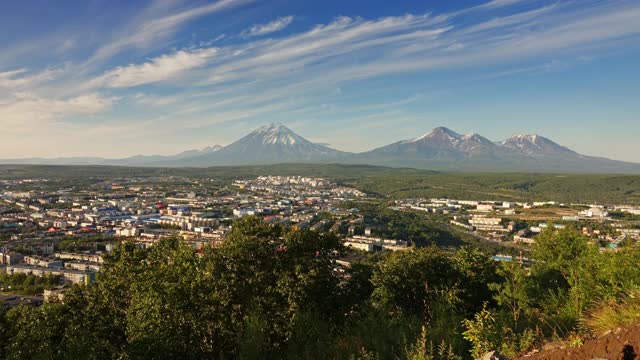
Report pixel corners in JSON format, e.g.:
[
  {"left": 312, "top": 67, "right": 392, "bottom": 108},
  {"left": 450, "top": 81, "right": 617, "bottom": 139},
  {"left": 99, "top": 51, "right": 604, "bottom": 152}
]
[{"left": 462, "top": 304, "right": 500, "bottom": 358}]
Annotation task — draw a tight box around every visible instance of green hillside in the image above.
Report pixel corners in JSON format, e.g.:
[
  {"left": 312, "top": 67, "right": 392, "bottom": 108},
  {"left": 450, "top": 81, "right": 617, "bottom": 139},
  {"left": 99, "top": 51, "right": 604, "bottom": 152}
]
[{"left": 1, "top": 164, "right": 639, "bottom": 204}]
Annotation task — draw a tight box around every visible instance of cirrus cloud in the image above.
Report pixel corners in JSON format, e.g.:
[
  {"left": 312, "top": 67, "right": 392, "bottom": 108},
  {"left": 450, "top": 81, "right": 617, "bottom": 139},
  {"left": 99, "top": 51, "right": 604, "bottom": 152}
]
[
  {"left": 241, "top": 16, "right": 294, "bottom": 38},
  {"left": 0, "top": 68, "right": 59, "bottom": 88},
  {"left": 90, "top": 47, "right": 218, "bottom": 88}
]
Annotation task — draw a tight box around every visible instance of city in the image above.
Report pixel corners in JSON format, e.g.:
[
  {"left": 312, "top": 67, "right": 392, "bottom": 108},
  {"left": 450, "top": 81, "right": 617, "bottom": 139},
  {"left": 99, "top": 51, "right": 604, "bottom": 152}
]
[
  {"left": 2, "top": 166, "right": 640, "bottom": 359},
  {"left": 2, "top": 0, "right": 640, "bottom": 359},
  {"left": 3, "top": 172, "right": 639, "bottom": 299}
]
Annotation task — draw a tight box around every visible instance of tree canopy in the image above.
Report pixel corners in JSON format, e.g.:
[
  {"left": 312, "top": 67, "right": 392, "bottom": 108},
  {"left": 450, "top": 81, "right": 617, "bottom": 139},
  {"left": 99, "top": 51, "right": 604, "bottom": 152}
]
[{"left": 2, "top": 220, "right": 640, "bottom": 359}]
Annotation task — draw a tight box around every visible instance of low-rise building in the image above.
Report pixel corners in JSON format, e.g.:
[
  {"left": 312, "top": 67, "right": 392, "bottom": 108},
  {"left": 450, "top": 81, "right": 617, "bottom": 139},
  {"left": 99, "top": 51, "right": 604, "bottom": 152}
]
[
  {"left": 23, "top": 256, "right": 63, "bottom": 268},
  {"left": 55, "top": 252, "right": 104, "bottom": 264},
  {"left": 476, "top": 204, "right": 495, "bottom": 212},
  {"left": 6, "top": 264, "right": 96, "bottom": 285},
  {"left": 0, "top": 251, "right": 24, "bottom": 265},
  {"left": 580, "top": 207, "right": 609, "bottom": 218}
]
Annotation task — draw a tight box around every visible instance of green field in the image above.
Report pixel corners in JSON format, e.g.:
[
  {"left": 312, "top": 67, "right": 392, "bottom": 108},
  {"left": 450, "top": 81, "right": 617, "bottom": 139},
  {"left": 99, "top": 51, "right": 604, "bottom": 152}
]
[{"left": 1, "top": 164, "right": 639, "bottom": 204}]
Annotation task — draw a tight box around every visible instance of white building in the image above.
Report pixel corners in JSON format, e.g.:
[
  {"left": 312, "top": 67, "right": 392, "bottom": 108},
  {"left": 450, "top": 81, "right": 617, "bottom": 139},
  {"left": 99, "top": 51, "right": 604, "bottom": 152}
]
[
  {"left": 580, "top": 207, "right": 609, "bottom": 218},
  {"left": 476, "top": 204, "right": 495, "bottom": 212}
]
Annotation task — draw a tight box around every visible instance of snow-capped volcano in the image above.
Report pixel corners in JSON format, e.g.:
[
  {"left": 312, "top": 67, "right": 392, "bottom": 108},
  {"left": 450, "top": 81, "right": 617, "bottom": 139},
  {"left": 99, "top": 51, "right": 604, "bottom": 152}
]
[
  {"left": 183, "top": 122, "right": 347, "bottom": 165},
  {"left": 408, "top": 127, "right": 463, "bottom": 147},
  {"left": 354, "top": 126, "right": 640, "bottom": 172},
  {"left": 369, "top": 127, "right": 580, "bottom": 161},
  {"left": 365, "top": 126, "right": 501, "bottom": 160},
  {"left": 4, "top": 123, "right": 639, "bottom": 173},
  {"left": 458, "top": 133, "right": 499, "bottom": 153},
  {"left": 501, "top": 134, "right": 577, "bottom": 157},
  {"left": 247, "top": 122, "right": 307, "bottom": 146}
]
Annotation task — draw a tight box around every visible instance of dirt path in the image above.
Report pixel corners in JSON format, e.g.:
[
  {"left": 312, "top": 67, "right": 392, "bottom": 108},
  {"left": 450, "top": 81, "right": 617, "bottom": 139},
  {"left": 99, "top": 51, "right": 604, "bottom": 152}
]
[{"left": 517, "top": 324, "right": 640, "bottom": 360}]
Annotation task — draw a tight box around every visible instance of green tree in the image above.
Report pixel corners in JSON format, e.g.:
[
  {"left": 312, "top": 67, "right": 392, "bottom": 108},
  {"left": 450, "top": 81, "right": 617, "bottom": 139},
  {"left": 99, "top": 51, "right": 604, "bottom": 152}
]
[
  {"left": 285, "top": 311, "right": 333, "bottom": 360},
  {"left": 489, "top": 261, "right": 531, "bottom": 333},
  {"left": 532, "top": 228, "right": 599, "bottom": 318},
  {"left": 371, "top": 247, "right": 460, "bottom": 320},
  {"left": 597, "top": 246, "right": 640, "bottom": 298},
  {"left": 0, "top": 307, "right": 8, "bottom": 359},
  {"left": 4, "top": 303, "right": 73, "bottom": 360},
  {"left": 57, "top": 239, "right": 149, "bottom": 358},
  {"left": 124, "top": 238, "right": 205, "bottom": 359},
  {"left": 214, "top": 217, "right": 343, "bottom": 356},
  {"left": 343, "top": 253, "right": 381, "bottom": 314},
  {"left": 452, "top": 246, "right": 498, "bottom": 315}
]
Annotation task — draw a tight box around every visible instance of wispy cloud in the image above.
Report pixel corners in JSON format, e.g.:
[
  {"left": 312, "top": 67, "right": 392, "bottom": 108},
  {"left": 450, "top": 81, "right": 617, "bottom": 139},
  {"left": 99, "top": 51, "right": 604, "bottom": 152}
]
[
  {"left": 460, "top": 3, "right": 556, "bottom": 34},
  {"left": 90, "top": 1, "right": 640, "bottom": 134},
  {"left": 2, "top": 0, "right": 640, "bottom": 158},
  {"left": 175, "top": 2, "right": 639, "bottom": 94},
  {"left": 85, "top": 0, "right": 253, "bottom": 67},
  {"left": 476, "top": 0, "right": 531, "bottom": 10},
  {"left": 203, "top": 14, "right": 451, "bottom": 85},
  {"left": 241, "top": 16, "right": 294, "bottom": 37},
  {"left": 482, "top": 60, "right": 568, "bottom": 79},
  {"left": 11, "top": 1, "right": 640, "bottom": 114},
  {"left": 0, "top": 68, "right": 59, "bottom": 88},
  {"left": 90, "top": 47, "right": 218, "bottom": 88}
]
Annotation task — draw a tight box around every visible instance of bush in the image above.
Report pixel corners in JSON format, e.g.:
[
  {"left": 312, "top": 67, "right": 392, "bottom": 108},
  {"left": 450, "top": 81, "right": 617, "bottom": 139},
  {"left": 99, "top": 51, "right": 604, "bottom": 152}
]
[{"left": 462, "top": 304, "right": 500, "bottom": 358}]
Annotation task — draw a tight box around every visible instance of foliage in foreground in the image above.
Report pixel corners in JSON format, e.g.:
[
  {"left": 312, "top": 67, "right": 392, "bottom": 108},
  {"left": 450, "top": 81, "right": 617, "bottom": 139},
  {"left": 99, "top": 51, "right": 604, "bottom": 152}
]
[
  {"left": 582, "top": 289, "right": 640, "bottom": 336},
  {"left": 1, "top": 221, "right": 640, "bottom": 359}
]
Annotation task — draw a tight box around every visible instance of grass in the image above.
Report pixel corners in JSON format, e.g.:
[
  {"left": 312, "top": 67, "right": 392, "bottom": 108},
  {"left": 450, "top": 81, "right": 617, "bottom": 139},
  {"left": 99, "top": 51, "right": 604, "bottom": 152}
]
[{"left": 582, "top": 289, "right": 640, "bottom": 335}]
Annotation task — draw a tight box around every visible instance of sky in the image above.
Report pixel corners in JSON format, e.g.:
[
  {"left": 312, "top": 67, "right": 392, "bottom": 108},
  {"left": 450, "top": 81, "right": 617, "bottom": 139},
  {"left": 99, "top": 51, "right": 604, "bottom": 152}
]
[{"left": 0, "top": 0, "right": 639, "bottom": 161}]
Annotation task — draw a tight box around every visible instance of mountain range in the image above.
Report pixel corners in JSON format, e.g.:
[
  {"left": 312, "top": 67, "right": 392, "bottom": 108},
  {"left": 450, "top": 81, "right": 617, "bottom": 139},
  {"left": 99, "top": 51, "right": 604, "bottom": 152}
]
[{"left": 2, "top": 123, "right": 639, "bottom": 173}]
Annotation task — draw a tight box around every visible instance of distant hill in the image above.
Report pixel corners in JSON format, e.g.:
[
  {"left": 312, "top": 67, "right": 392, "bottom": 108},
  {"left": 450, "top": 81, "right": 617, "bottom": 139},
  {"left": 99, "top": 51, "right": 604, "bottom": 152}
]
[
  {"left": 115, "top": 145, "right": 223, "bottom": 166},
  {"left": 1, "top": 124, "right": 639, "bottom": 174},
  {"left": 0, "top": 146, "right": 223, "bottom": 167}
]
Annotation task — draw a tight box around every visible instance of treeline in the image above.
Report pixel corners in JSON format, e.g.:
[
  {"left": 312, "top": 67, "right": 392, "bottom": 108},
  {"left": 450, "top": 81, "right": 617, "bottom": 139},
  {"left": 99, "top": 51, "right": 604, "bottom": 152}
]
[
  {"left": 56, "top": 236, "right": 113, "bottom": 252},
  {"left": 1, "top": 218, "right": 640, "bottom": 359},
  {"left": 348, "top": 173, "right": 640, "bottom": 204},
  {"left": 3, "top": 164, "right": 640, "bottom": 204},
  {"left": 0, "top": 273, "right": 61, "bottom": 296}
]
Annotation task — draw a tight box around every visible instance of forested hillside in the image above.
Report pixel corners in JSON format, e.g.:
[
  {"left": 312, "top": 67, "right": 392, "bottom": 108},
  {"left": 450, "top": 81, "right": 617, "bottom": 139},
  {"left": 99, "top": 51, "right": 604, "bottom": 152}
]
[
  {"left": 2, "top": 164, "right": 640, "bottom": 204},
  {"left": 3, "top": 218, "right": 640, "bottom": 359}
]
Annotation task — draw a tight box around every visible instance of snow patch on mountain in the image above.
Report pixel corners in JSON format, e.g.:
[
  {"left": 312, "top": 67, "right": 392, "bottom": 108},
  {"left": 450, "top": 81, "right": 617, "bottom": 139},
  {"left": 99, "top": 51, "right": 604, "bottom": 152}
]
[
  {"left": 248, "top": 122, "right": 310, "bottom": 146},
  {"left": 409, "top": 126, "right": 462, "bottom": 144},
  {"left": 501, "top": 134, "right": 576, "bottom": 156}
]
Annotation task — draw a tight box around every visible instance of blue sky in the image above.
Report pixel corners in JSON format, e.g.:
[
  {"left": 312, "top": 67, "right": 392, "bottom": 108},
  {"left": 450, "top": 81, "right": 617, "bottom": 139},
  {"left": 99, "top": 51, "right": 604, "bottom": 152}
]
[{"left": 1, "top": 0, "right": 639, "bottom": 161}]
